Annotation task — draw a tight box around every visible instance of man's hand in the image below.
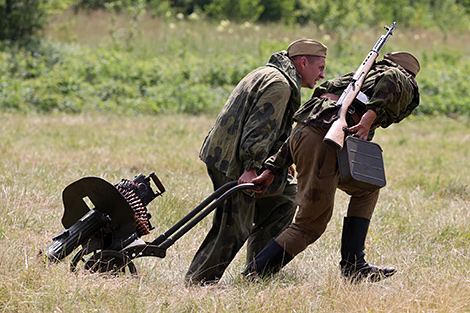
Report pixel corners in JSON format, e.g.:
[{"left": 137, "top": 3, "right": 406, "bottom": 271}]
[
  {"left": 238, "top": 169, "right": 258, "bottom": 184},
  {"left": 251, "top": 170, "right": 275, "bottom": 194},
  {"left": 289, "top": 165, "right": 296, "bottom": 177},
  {"left": 238, "top": 169, "right": 267, "bottom": 194},
  {"left": 347, "top": 109, "right": 377, "bottom": 140},
  {"left": 320, "top": 93, "right": 339, "bottom": 101},
  {"left": 238, "top": 169, "right": 275, "bottom": 194}
]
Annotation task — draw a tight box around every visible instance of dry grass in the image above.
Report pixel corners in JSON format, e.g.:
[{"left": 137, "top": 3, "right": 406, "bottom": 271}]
[
  {"left": 44, "top": 10, "right": 470, "bottom": 61},
  {"left": 2, "top": 9, "right": 468, "bottom": 312},
  {"left": 0, "top": 113, "right": 469, "bottom": 312}
]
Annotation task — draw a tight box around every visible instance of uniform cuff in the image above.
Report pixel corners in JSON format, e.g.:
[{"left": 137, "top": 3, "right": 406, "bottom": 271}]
[{"left": 243, "top": 159, "right": 262, "bottom": 171}]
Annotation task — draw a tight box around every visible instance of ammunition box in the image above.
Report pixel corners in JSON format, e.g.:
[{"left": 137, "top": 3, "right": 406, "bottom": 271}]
[{"left": 337, "top": 136, "right": 386, "bottom": 191}]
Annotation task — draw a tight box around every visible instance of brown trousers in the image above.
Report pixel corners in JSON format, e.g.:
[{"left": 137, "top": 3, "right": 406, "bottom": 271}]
[{"left": 276, "top": 124, "right": 380, "bottom": 256}]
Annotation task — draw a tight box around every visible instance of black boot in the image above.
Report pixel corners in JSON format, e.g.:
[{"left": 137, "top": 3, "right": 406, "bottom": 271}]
[
  {"left": 340, "top": 216, "right": 396, "bottom": 282},
  {"left": 243, "top": 240, "right": 293, "bottom": 278}
]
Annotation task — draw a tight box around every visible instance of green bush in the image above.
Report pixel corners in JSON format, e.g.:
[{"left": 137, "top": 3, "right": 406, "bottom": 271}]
[
  {"left": 0, "top": 39, "right": 261, "bottom": 114},
  {"left": 1, "top": 35, "right": 469, "bottom": 116},
  {"left": 259, "top": 0, "right": 296, "bottom": 23},
  {"left": 0, "top": 0, "right": 74, "bottom": 40},
  {"left": 417, "top": 50, "right": 470, "bottom": 116},
  {"left": 0, "top": 0, "right": 46, "bottom": 40},
  {"left": 203, "top": 0, "right": 264, "bottom": 21}
]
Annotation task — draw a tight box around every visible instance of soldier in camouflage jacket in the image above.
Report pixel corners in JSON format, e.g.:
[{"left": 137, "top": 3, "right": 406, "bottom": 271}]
[
  {"left": 244, "top": 52, "right": 420, "bottom": 283},
  {"left": 185, "top": 39, "right": 328, "bottom": 285}
]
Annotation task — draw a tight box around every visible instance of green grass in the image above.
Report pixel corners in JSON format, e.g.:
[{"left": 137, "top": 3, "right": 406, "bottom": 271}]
[{"left": 0, "top": 113, "right": 469, "bottom": 312}]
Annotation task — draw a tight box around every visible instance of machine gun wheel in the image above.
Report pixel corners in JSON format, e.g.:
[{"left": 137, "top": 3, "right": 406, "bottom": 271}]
[
  {"left": 83, "top": 250, "right": 137, "bottom": 275},
  {"left": 70, "top": 248, "right": 87, "bottom": 272}
]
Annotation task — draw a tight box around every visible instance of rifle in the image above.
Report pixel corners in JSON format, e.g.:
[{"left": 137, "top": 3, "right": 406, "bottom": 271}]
[{"left": 323, "top": 22, "right": 397, "bottom": 150}]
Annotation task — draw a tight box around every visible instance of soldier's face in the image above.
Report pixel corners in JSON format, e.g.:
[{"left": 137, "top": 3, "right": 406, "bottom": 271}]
[{"left": 300, "top": 57, "right": 326, "bottom": 89}]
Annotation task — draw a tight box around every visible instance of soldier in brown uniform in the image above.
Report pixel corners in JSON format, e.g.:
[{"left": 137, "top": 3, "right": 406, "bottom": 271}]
[
  {"left": 185, "top": 39, "right": 328, "bottom": 285},
  {"left": 244, "top": 52, "right": 420, "bottom": 282}
]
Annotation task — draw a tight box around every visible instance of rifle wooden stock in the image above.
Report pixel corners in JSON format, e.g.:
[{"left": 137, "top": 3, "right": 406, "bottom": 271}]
[{"left": 323, "top": 22, "right": 396, "bottom": 150}]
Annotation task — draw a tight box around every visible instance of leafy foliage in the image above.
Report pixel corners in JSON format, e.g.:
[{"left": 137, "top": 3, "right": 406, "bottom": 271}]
[
  {"left": 0, "top": 38, "right": 259, "bottom": 114},
  {"left": 0, "top": 0, "right": 46, "bottom": 40},
  {"left": 3, "top": 0, "right": 470, "bottom": 40},
  {"left": 1, "top": 28, "right": 469, "bottom": 116},
  {"left": 0, "top": 0, "right": 75, "bottom": 40},
  {"left": 418, "top": 50, "right": 470, "bottom": 116},
  {"left": 204, "top": 0, "right": 264, "bottom": 21},
  {"left": 1, "top": 4, "right": 470, "bottom": 116}
]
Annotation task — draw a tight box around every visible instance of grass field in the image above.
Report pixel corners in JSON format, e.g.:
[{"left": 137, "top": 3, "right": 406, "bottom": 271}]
[
  {"left": 1, "top": 8, "right": 470, "bottom": 313},
  {"left": 0, "top": 113, "right": 469, "bottom": 312}
]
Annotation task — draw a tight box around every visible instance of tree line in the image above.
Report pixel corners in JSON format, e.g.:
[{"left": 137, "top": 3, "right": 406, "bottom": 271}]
[{"left": 1, "top": 0, "right": 470, "bottom": 41}]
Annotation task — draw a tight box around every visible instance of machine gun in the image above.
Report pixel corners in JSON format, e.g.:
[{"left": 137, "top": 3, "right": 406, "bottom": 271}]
[{"left": 44, "top": 172, "right": 259, "bottom": 274}]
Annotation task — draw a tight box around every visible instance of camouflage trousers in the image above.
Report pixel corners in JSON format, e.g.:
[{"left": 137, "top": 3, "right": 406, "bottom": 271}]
[{"left": 185, "top": 165, "right": 297, "bottom": 285}]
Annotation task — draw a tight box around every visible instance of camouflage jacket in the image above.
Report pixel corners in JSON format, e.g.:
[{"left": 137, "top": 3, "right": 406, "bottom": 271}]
[
  {"left": 199, "top": 51, "right": 302, "bottom": 182},
  {"left": 265, "top": 59, "right": 420, "bottom": 174}
]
